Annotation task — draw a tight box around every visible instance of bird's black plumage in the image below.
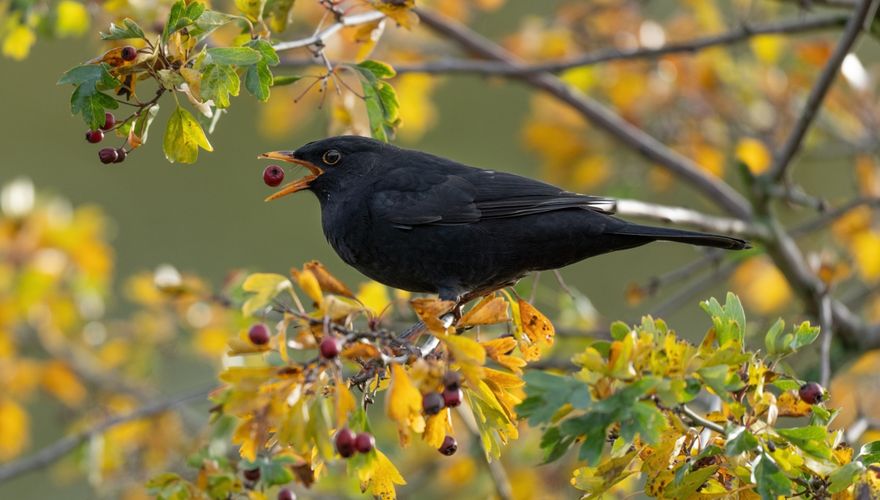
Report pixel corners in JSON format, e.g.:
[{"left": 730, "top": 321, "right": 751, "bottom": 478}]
[{"left": 264, "top": 136, "right": 749, "bottom": 302}]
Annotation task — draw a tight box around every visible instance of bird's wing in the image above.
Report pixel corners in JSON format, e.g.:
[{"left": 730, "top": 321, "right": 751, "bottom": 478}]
[{"left": 371, "top": 167, "right": 614, "bottom": 228}]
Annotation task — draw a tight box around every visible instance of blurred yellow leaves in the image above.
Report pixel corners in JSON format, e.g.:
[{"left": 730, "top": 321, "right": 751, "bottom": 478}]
[
  {"left": 0, "top": 398, "right": 28, "bottom": 460},
  {"left": 41, "top": 361, "right": 87, "bottom": 407},
  {"left": 395, "top": 74, "right": 438, "bottom": 141},
  {"left": 830, "top": 350, "right": 880, "bottom": 432},
  {"left": 731, "top": 257, "right": 791, "bottom": 314},
  {"left": 750, "top": 35, "right": 786, "bottom": 65},
  {"left": 2, "top": 22, "right": 35, "bottom": 61},
  {"left": 55, "top": 0, "right": 90, "bottom": 38},
  {"left": 850, "top": 231, "right": 880, "bottom": 281},
  {"left": 735, "top": 138, "right": 771, "bottom": 174}
]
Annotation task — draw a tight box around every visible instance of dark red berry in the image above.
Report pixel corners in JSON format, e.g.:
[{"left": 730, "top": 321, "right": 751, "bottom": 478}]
[
  {"left": 355, "top": 432, "right": 374, "bottom": 454},
  {"left": 335, "top": 428, "right": 356, "bottom": 458},
  {"left": 422, "top": 391, "right": 444, "bottom": 415},
  {"left": 121, "top": 46, "right": 138, "bottom": 61},
  {"left": 243, "top": 468, "right": 261, "bottom": 481},
  {"left": 248, "top": 323, "right": 270, "bottom": 345},
  {"left": 319, "top": 337, "right": 340, "bottom": 359},
  {"left": 263, "top": 165, "right": 285, "bottom": 187},
  {"left": 113, "top": 148, "right": 126, "bottom": 163},
  {"left": 277, "top": 489, "right": 295, "bottom": 500},
  {"left": 86, "top": 130, "right": 104, "bottom": 143},
  {"left": 442, "top": 387, "right": 462, "bottom": 408},
  {"left": 101, "top": 112, "right": 116, "bottom": 131},
  {"left": 443, "top": 371, "right": 462, "bottom": 391},
  {"left": 98, "top": 148, "right": 118, "bottom": 164},
  {"left": 438, "top": 435, "right": 457, "bottom": 456},
  {"left": 798, "top": 382, "right": 825, "bottom": 405}
]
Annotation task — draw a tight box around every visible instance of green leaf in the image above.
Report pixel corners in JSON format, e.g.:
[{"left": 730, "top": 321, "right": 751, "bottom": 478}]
[
  {"left": 673, "top": 445, "right": 721, "bottom": 486},
  {"left": 163, "top": 105, "right": 213, "bottom": 163},
  {"left": 261, "top": 457, "right": 295, "bottom": 487},
  {"left": 245, "top": 62, "right": 273, "bottom": 101},
  {"left": 162, "top": 0, "right": 185, "bottom": 43},
  {"left": 857, "top": 441, "right": 880, "bottom": 465},
  {"left": 58, "top": 63, "right": 118, "bottom": 87},
  {"left": 272, "top": 75, "right": 302, "bottom": 87},
  {"left": 752, "top": 453, "right": 792, "bottom": 500},
  {"left": 129, "top": 104, "right": 159, "bottom": 146},
  {"left": 65, "top": 65, "right": 120, "bottom": 129},
  {"left": 776, "top": 426, "right": 832, "bottom": 459},
  {"left": 207, "top": 47, "right": 263, "bottom": 66},
  {"left": 829, "top": 461, "right": 866, "bottom": 494},
  {"left": 357, "top": 59, "right": 396, "bottom": 79},
  {"left": 791, "top": 321, "right": 820, "bottom": 351},
  {"left": 539, "top": 425, "right": 576, "bottom": 463},
  {"left": 190, "top": 10, "right": 238, "bottom": 40},
  {"left": 700, "top": 293, "right": 745, "bottom": 347},
  {"left": 619, "top": 402, "right": 665, "bottom": 444},
  {"left": 100, "top": 18, "right": 146, "bottom": 40},
  {"left": 609, "top": 321, "right": 630, "bottom": 340},
  {"left": 696, "top": 364, "right": 744, "bottom": 401},
  {"left": 667, "top": 465, "right": 719, "bottom": 498},
  {"left": 263, "top": 0, "right": 296, "bottom": 32},
  {"left": 725, "top": 426, "right": 759, "bottom": 455},
  {"left": 246, "top": 39, "right": 280, "bottom": 66},
  {"left": 764, "top": 318, "right": 784, "bottom": 356},
  {"left": 562, "top": 413, "right": 607, "bottom": 466},
  {"left": 771, "top": 378, "right": 800, "bottom": 392},
  {"left": 517, "top": 371, "right": 590, "bottom": 426},
  {"left": 201, "top": 64, "right": 240, "bottom": 108}
]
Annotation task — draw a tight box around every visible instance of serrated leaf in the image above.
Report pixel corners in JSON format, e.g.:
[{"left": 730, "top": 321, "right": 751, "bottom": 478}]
[
  {"left": 357, "top": 59, "right": 396, "bottom": 79},
  {"left": 163, "top": 105, "right": 213, "bottom": 163},
  {"left": 518, "top": 371, "right": 590, "bottom": 426},
  {"left": 752, "top": 453, "right": 792, "bottom": 500},
  {"left": 207, "top": 47, "right": 262, "bottom": 65},
  {"left": 58, "top": 63, "right": 118, "bottom": 87},
  {"left": 246, "top": 38, "right": 279, "bottom": 65},
  {"left": 63, "top": 64, "right": 121, "bottom": 129},
  {"left": 201, "top": 64, "right": 240, "bottom": 108},
  {"left": 162, "top": 0, "right": 185, "bottom": 43},
  {"left": 829, "top": 461, "right": 865, "bottom": 493},
  {"left": 726, "top": 426, "right": 759, "bottom": 455},
  {"left": 191, "top": 10, "right": 238, "bottom": 40},
  {"left": 245, "top": 62, "right": 272, "bottom": 101},
  {"left": 100, "top": 18, "right": 146, "bottom": 40}
]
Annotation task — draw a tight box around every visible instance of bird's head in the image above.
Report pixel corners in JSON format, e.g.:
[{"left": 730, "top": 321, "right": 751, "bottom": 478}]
[{"left": 260, "top": 135, "right": 392, "bottom": 201}]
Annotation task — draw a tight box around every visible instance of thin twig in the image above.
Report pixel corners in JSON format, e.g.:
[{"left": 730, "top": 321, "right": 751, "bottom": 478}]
[
  {"left": 0, "top": 386, "right": 211, "bottom": 483},
  {"left": 413, "top": 8, "right": 752, "bottom": 220},
  {"left": 765, "top": 0, "right": 875, "bottom": 182},
  {"left": 272, "top": 11, "right": 385, "bottom": 52},
  {"left": 681, "top": 405, "right": 727, "bottom": 435},
  {"left": 819, "top": 293, "right": 833, "bottom": 387}
]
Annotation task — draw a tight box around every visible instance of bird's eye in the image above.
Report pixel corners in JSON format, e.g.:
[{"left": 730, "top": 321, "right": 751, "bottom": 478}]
[{"left": 322, "top": 150, "right": 341, "bottom": 165}]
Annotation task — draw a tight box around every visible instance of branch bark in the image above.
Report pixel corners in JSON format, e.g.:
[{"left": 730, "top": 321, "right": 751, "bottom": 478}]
[
  {"left": 272, "top": 11, "right": 385, "bottom": 52},
  {"left": 413, "top": 8, "right": 753, "bottom": 220}
]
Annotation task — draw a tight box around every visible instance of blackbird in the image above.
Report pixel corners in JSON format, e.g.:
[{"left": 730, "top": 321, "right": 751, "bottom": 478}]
[{"left": 262, "top": 136, "right": 749, "bottom": 303}]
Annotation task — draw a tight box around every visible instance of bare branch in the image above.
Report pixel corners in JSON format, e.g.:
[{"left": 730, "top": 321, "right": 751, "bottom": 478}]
[
  {"left": 819, "top": 293, "right": 833, "bottom": 387},
  {"left": 680, "top": 405, "right": 727, "bottom": 435},
  {"left": 272, "top": 11, "right": 385, "bottom": 52},
  {"left": 0, "top": 387, "right": 211, "bottom": 484},
  {"left": 614, "top": 199, "right": 764, "bottom": 238},
  {"left": 765, "top": 0, "right": 875, "bottom": 182},
  {"left": 390, "top": 14, "right": 847, "bottom": 76},
  {"left": 413, "top": 8, "right": 752, "bottom": 220}
]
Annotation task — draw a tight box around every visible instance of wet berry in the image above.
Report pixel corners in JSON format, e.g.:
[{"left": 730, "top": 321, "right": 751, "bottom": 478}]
[
  {"left": 98, "top": 148, "right": 118, "bottom": 164},
  {"left": 355, "top": 432, "right": 374, "bottom": 454},
  {"left": 438, "top": 435, "right": 458, "bottom": 456},
  {"left": 101, "top": 112, "right": 116, "bottom": 131},
  {"left": 248, "top": 323, "right": 270, "bottom": 345},
  {"left": 277, "top": 489, "right": 295, "bottom": 500},
  {"left": 442, "top": 371, "right": 462, "bottom": 391},
  {"left": 798, "top": 382, "right": 825, "bottom": 405},
  {"left": 86, "top": 130, "right": 104, "bottom": 143},
  {"left": 113, "top": 148, "right": 127, "bottom": 163},
  {"left": 442, "top": 388, "right": 462, "bottom": 408},
  {"left": 243, "top": 468, "right": 260, "bottom": 481},
  {"left": 121, "top": 46, "right": 138, "bottom": 61},
  {"left": 335, "top": 428, "right": 356, "bottom": 458},
  {"left": 422, "top": 391, "right": 444, "bottom": 415},
  {"left": 263, "top": 165, "right": 285, "bottom": 187},
  {"left": 319, "top": 337, "right": 340, "bottom": 359}
]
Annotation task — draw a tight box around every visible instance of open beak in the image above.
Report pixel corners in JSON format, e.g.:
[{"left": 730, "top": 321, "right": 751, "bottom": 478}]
[{"left": 259, "top": 151, "right": 324, "bottom": 201}]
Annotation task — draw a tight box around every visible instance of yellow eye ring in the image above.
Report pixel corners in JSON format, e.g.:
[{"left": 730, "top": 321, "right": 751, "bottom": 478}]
[{"left": 323, "top": 150, "right": 341, "bottom": 165}]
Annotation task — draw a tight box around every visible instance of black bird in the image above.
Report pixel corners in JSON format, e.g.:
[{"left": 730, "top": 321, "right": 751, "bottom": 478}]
[{"left": 262, "top": 136, "right": 748, "bottom": 304}]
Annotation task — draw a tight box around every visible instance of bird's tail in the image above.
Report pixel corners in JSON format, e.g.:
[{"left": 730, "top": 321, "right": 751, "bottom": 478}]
[{"left": 613, "top": 224, "right": 751, "bottom": 250}]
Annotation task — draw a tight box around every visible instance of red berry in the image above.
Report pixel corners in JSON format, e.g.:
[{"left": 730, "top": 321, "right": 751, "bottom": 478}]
[
  {"left": 319, "top": 337, "right": 340, "bottom": 359},
  {"left": 98, "top": 148, "right": 118, "bottom": 164},
  {"left": 248, "top": 323, "right": 270, "bottom": 345},
  {"left": 442, "top": 388, "right": 462, "bottom": 408},
  {"left": 355, "top": 432, "right": 374, "bottom": 454},
  {"left": 263, "top": 165, "right": 285, "bottom": 187},
  {"left": 422, "top": 391, "right": 444, "bottom": 415},
  {"left": 243, "top": 468, "right": 260, "bottom": 481},
  {"left": 798, "top": 382, "right": 825, "bottom": 405},
  {"left": 101, "top": 112, "right": 116, "bottom": 131},
  {"left": 113, "top": 148, "right": 127, "bottom": 163},
  {"left": 121, "top": 46, "right": 138, "bottom": 61},
  {"left": 443, "top": 371, "right": 462, "bottom": 391},
  {"left": 277, "top": 489, "right": 295, "bottom": 500},
  {"left": 86, "top": 130, "right": 104, "bottom": 143},
  {"left": 438, "top": 435, "right": 457, "bottom": 456},
  {"left": 335, "top": 428, "right": 356, "bottom": 458}
]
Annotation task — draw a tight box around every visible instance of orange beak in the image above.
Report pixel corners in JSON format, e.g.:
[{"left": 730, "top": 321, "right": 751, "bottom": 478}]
[{"left": 259, "top": 151, "right": 324, "bottom": 201}]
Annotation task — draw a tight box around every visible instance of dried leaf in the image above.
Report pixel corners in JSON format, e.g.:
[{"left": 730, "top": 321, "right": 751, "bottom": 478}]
[{"left": 459, "top": 296, "right": 509, "bottom": 327}]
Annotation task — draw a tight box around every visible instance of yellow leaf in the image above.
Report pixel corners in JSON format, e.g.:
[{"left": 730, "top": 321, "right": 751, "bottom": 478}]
[
  {"left": 193, "top": 327, "right": 229, "bottom": 357},
  {"left": 232, "top": 417, "right": 260, "bottom": 462},
  {"left": 482, "top": 337, "right": 527, "bottom": 375},
  {"left": 163, "top": 105, "right": 213, "bottom": 163},
  {"left": 731, "top": 257, "right": 791, "bottom": 314},
  {"left": 395, "top": 74, "right": 438, "bottom": 141},
  {"left": 851, "top": 230, "right": 880, "bottom": 281},
  {"left": 335, "top": 375, "right": 356, "bottom": 428},
  {"left": 516, "top": 299, "right": 555, "bottom": 360},
  {"left": 356, "top": 281, "right": 391, "bottom": 316},
  {"left": 0, "top": 398, "right": 28, "bottom": 460},
  {"left": 410, "top": 298, "right": 455, "bottom": 333},
  {"left": 695, "top": 143, "right": 725, "bottom": 178},
  {"left": 293, "top": 269, "right": 323, "bottom": 306},
  {"left": 2, "top": 24, "right": 36, "bottom": 61},
  {"left": 369, "top": 0, "right": 418, "bottom": 29},
  {"left": 386, "top": 364, "right": 425, "bottom": 446},
  {"left": 55, "top": 0, "right": 90, "bottom": 37},
  {"left": 235, "top": 0, "right": 266, "bottom": 21},
  {"left": 777, "top": 390, "right": 811, "bottom": 417},
  {"left": 572, "top": 155, "right": 610, "bottom": 189},
  {"left": 736, "top": 138, "right": 771, "bottom": 174},
  {"left": 41, "top": 361, "right": 86, "bottom": 407},
  {"left": 444, "top": 335, "right": 486, "bottom": 366},
  {"left": 750, "top": 35, "right": 786, "bottom": 65},
  {"left": 459, "top": 296, "right": 509, "bottom": 327},
  {"left": 423, "top": 412, "right": 450, "bottom": 449},
  {"left": 364, "top": 449, "right": 406, "bottom": 499},
  {"left": 241, "top": 273, "right": 290, "bottom": 316},
  {"left": 303, "top": 261, "right": 354, "bottom": 297}
]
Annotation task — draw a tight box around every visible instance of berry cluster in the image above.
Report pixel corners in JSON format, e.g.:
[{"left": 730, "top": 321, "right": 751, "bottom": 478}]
[
  {"left": 241, "top": 466, "right": 297, "bottom": 499},
  {"left": 419, "top": 372, "right": 462, "bottom": 456},
  {"left": 335, "top": 428, "right": 375, "bottom": 458},
  {"left": 84, "top": 111, "right": 128, "bottom": 165}
]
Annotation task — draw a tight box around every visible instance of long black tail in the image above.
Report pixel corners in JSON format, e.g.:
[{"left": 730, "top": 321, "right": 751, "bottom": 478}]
[{"left": 613, "top": 223, "right": 750, "bottom": 250}]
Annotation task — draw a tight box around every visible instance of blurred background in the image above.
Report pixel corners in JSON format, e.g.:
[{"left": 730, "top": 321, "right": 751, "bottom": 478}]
[{"left": 2, "top": 0, "right": 879, "bottom": 498}]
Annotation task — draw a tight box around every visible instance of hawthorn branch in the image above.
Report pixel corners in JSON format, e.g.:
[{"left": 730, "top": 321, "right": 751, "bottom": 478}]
[
  {"left": 765, "top": 0, "right": 875, "bottom": 182},
  {"left": 392, "top": 13, "right": 847, "bottom": 75},
  {"left": 0, "top": 386, "right": 211, "bottom": 484},
  {"left": 272, "top": 11, "right": 385, "bottom": 52},
  {"left": 680, "top": 405, "right": 726, "bottom": 435},
  {"left": 413, "top": 8, "right": 752, "bottom": 220}
]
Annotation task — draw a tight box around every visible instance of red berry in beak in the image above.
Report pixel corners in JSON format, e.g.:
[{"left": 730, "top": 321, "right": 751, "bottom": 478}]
[{"left": 263, "top": 165, "right": 285, "bottom": 187}]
